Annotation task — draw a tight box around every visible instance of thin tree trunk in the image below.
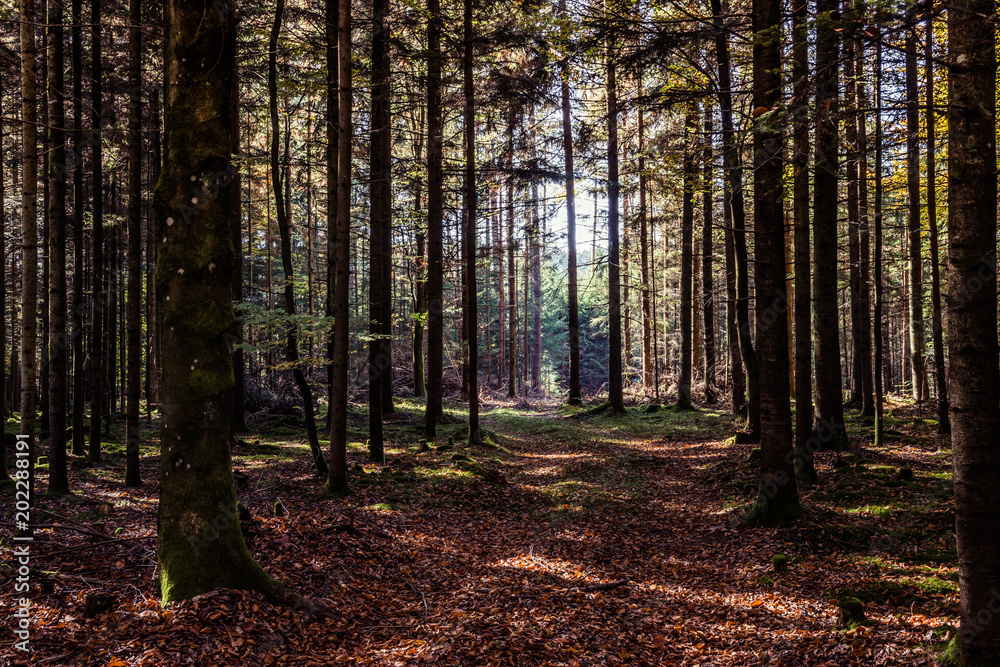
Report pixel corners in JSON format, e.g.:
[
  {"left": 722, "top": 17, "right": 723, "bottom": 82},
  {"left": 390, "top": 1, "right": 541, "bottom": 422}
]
[
  {"left": 678, "top": 108, "right": 695, "bottom": 410},
  {"left": 462, "top": 0, "right": 479, "bottom": 441},
  {"left": 88, "top": 0, "right": 103, "bottom": 461},
  {"left": 924, "top": 12, "right": 948, "bottom": 433},
  {"left": 70, "top": 0, "right": 84, "bottom": 456},
  {"left": 0, "top": 73, "right": 6, "bottom": 483},
  {"left": 231, "top": 29, "right": 248, "bottom": 434},
  {"left": 268, "top": 2, "right": 327, "bottom": 476},
  {"left": 711, "top": 0, "right": 758, "bottom": 435},
  {"left": 872, "top": 36, "right": 885, "bottom": 447},
  {"left": 326, "top": 0, "right": 351, "bottom": 494},
  {"left": 791, "top": 0, "right": 815, "bottom": 481},
  {"left": 20, "top": 0, "right": 39, "bottom": 487},
  {"left": 124, "top": 0, "right": 141, "bottom": 487},
  {"left": 506, "top": 111, "right": 517, "bottom": 399},
  {"left": 812, "top": 0, "right": 848, "bottom": 450},
  {"left": 606, "top": 15, "right": 624, "bottom": 413},
  {"left": 638, "top": 97, "right": 652, "bottom": 392},
  {"left": 945, "top": 0, "right": 1000, "bottom": 655},
  {"left": 560, "top": 4, "right": 581, "bottom": 405},
  {"left": 845, "top": 10, "right": 864, "bottom": 409},
  {"left": 46, "top": 0, "right": 69, "bottom": 493},
  {"left": 702, "top": 107, "right": 716, "bottom": 404},
  {"left": 855, "top": 28, "right": 875, "bottom": 418},
  {"left": 424, "top": 0, "right": 445, "bottom": 437},
  {"left": 723, "top": 178, "right": 744, "bottom": 416},
  {"left": 905, "top": 24, "right": 927, "bottom": 406}
]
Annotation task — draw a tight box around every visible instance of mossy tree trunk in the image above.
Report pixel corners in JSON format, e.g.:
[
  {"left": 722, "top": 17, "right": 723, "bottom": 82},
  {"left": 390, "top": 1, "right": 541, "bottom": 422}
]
[
  {"left": 155, "top": 0, "right": 275, "bottom": 603},
  {"left": 945, "top": 0, "right": 1000, "bottom": 659}
]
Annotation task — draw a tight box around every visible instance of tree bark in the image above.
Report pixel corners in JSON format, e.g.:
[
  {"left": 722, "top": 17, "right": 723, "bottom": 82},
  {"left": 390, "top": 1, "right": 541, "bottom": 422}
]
[
  {"left": 560, "top": 1, "right": 581, "bottom": 405},
  {"left": 711, "top": 0, "right": 757, "bottom": 435},
  {"left": 230, "top": 26, "right": 248, "bottom": 435},
  {"left": 462, "top": 0, "right": 479, "bottom": 442},
  {"left": 925, "top": 14, "right": 948, "bottom": 433},
  {"left": 46, "top": 0, "right": 69, "bottom": 494},
  {"left": 872, "top": 36, "right": 885, "bottom": 448},
  {"left": 945, "top": 0, "right": 1000, "bottom": 657},
  {"left": 506, "top": 112, "right": 517, "bottom": 399},
  {"left": 326, "top": 0, "right": 351, "bottom": 494},
  {"left": 268, "top": 1, "right": 328, "bottom": 475},
  {"left": 744, "top": 0, "right": 800, "bottom": 526},
  {"left": 791, "top": 0, "right": 815, "bottom": 481},
  {"left": 423, "top": 0, "right": 445, "bottom": 437},
  {"left": 905, "top": 24, "right": 927, "bottom": 405},
  {"left": 155, "top": 0, "right": 277, "bottom": 603},
  {"left": 70, "top": 0, "right": 84, "bottom": 456},
  {"left": 20, "top": 0, "right": 39, "bottom": 479},
  {"left": 606, "top": 17, "right": 624, "bottom": 413},
  {"left": 812, "top": 0, "right": 848, "bottom": 450},
  {"left": 678, "top": 108, "right": 695, "bottom": 410},
  {"left": 702, "top": 108, "right": 716, "bottom": 404},
  {"left": 124, "top": 0, "right": 142, "bottom": 487},
  {"left": 88, "top": 0, "right": 103, "bottom": 462}
]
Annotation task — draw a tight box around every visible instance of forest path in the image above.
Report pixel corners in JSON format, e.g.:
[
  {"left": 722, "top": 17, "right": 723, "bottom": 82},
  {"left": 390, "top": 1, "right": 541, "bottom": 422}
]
[{"left": 2, "top": 399, "right": 954, "bottom": 665}]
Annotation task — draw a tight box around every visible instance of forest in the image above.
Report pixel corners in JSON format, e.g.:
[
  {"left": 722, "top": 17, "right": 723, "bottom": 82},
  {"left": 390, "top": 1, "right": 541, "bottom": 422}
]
[{"left": 0, "top": 0, "right": 998, "bottom": 662}]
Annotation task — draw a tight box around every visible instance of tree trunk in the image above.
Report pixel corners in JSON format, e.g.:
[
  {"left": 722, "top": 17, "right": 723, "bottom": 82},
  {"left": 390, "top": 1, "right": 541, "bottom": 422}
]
[
  {"left": 711, "top": 0, "right": 758, "bottom": 435},
  {"left": 723, "top": 179, "right": 745, "bottom": 417},
  {"left": 45, "top": 0, "right": 69, "bottom": 493},
  {"left": 606, "top": 19, "right": 624, "bottom": 413},
  {"left": 124, "top": 0, "right": 141, "bottom": 487},
  {"left": 845, "top": 10, "right": 864, "bottom": 409},
  {"left": 368, "top": 0, "right": 392, "bottom": 460},
  {"left": 905, "top": 24, "right": 927, "bottom": 406},
  {"left": 155, "top": 0, "right": 278, "bottom": 604},
  {"left": 945, "top": 0, "right": 1000, "bottom": 657},
  {"left": 702, "top": 108, "right": 716, "bottom": 404},
  {"left": 462, "top": 0, "right": 479, "bottom": 442},
  {"left": 0, "top": 72, "right": 6, "bottom": 483},
  {"left": 20, "top": 0, "right": 39, "bottom": 487},
  {"left": 678, "top": 108, "right": 695, "bottom": 410},
  {"left": 325, "top": 0, "right": 350, "bottom": 494},
  {"left": 924, "top": 13, "right": 948, "bottom": 434},
  {"left": 872, "top": 36, "right": 885, "bottom": 447},
  {"left": 638, "top": 98, "right": 652, "bottom": 392},
  {"left": 88, "top": 0, "right": 103, "bottom": 462},
  {"left": 70, "top": 0, "right": 85, "bottom": 456},
  {"left": 855, "top": 27, "right": 875, "bottom": 418},
  {"left": 744, "top": 0, "right": 801, "bottom": 526},
  {"left": 423, "top": 0, "right": 445, "bottom": 438},
  {"left": 791, "top": 0, "right": 815, "bottom": 481},
  {"left": 812, "top": 0, "right": 848, "bottom": 450},
  {"left": 506, "top": 111, "right": 517, "bottom": 399},
  {"left": 268, "top": 1, "right": 327, "bottom": 475},
  {"left": 560, "top": 2, "right": 581, "bottom": 405},
  {"left": 230, "top": 28, "right": 248, "bottom": 434}
]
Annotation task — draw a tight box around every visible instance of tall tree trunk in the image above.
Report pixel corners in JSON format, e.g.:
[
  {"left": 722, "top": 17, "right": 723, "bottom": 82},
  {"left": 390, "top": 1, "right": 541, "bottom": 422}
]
[
  {"left": 812, "top": 0, "right": 848, "bottom": 450},
  {"left": 677, "top": 108, "right": 695, "bottom": 410},
  {"left": 855, "top": 27, "right": 875, "bottom": 418},
  {"left": 925, "top": 12, "right": 948, "bottom": 434},
  {"left": 325, "top": 0, "right": 350, "bottom": 494},
  {"left": 791, "top": 0, "right": 815, "bottom": 480},
  {"left": 462, "top": 0, "right": 479, "bottom": 441},
  {"left": 0, "top": 74, "right": 6, "bottom": 483},
  {"left": 702, "top": 107, "right": 716, "bottom": 404},
  {"left": 711, "top": 0, "right": 758, "bottom": 435},
  {"left": 606, "top": 17, "right": 624, "bottom": 413},
  {"left": 723, "top": 179, "right": 745, "bottom": 416},
  {"left": 46, "top": 0, "right": 69, "bottom": 493},
  {"left": 845, "top": 9, "right": 864, "bottom": 409},
  {"left": 268, "top": 1, "right": 327, "bottom": 475},
  {"left": 506, "top": 111, "right": 517, "bottom": 399},
  {"left": 560, "top": 1, "right": 581, "bottom": 405},
  {"left": 905, "top": 24, "right": 927, "bottom": 405},
  {"left": 124, "top": 0, "right": 141, "bottom": 488},
  {"left": 231, "top": 27, "right": 248, "bottom": 434},
  {"left": 945, "top": 0, "right": 1000, "bottom": 657},
  {"left": 744, "top": 0, "right": 800, "bottom": 525},
  {"left": 368, "top": 0, "right": 392, "bottom": 460},
  {"left": 423, "top": 0, "right": 445, "bottom": 438},
  {"left": 638, "top": 98, "right": 652, "bottom": 392},
  {"left": 155, "top": 0, "right": 279, "bottom": 602},
  {"left": 70, "top": 0, "right": 84, "bottom": 456},
  {"left": 872, "top": 36, "right": 885, "bottom": 447},
  {"left": 413, "top": 230, "right": 426, "bottom": 397},
  {"left": 20, "top": 0, "right": 39, "bottom": 488},
  {"left": 88, "top": 0, "right": 103, "bottom": 462}
]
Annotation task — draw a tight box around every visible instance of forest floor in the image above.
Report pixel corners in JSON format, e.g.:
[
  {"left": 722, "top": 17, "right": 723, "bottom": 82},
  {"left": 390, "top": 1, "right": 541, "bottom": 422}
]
[{"left": 1, "top": 393, "right": 959, "bottom": 665}]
